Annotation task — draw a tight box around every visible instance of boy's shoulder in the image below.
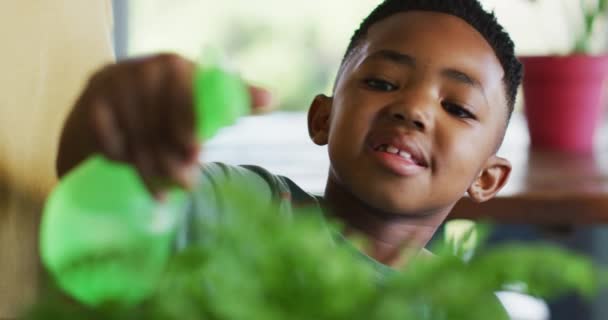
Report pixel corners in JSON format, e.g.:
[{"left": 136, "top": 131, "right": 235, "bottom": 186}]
[
  {"left": 173, "top": 162, "right": 321, "bottom": 250},
  {"left": 202, "top": 162, "right": 319, "bottom": 204}
]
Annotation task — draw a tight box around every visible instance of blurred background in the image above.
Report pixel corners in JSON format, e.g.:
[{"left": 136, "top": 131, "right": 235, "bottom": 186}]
[{"left": 120, "top": 0, "right": 605, "bottom": 111}]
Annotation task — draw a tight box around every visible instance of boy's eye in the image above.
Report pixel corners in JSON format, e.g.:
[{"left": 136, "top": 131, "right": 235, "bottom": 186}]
[
  {"left": 442, "top": 102, "right": 476, "bottom": 120},
  {"left": 364, "top": 78, "right": 397, "bottom": 91}
]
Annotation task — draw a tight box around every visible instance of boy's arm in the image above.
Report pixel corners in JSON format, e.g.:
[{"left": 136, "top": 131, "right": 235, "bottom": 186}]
[
  {"left": 56, "top": 53, "right": 271, "bottom": 197},
  {"left": 56, "top": 54, "right": 199, "bottom": 198}
]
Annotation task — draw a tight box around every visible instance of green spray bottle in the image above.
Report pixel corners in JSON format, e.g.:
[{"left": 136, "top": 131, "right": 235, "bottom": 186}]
[{"left": 40, "top": 54, "right": 251, "bottom": 307}]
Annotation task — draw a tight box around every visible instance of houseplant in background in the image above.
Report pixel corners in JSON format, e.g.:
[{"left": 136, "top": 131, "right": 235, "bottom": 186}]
[{"left": 521, "top": 0, "right": 608, "bottom": 153}]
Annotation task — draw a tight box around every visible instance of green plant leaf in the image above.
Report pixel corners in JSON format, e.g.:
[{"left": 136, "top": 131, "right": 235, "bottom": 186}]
[{"left": 22, "top": 182, "right": 606, "bottom": 319}]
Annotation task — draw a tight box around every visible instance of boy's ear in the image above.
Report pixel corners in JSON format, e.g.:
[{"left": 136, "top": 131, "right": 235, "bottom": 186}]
[
  {"left": 467, "top": 156, "right": 512, "bottom": 203},
  {"left": 307, "top": 94, "right": 332, "bottom": 146}
]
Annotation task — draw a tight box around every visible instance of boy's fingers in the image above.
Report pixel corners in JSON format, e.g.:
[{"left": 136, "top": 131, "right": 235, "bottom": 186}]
[
  {"left": 164, "top": 57, "right": 197, "bottom": 160},
  {"left": 160, "top": 152, "right": 199, "bottom": 190},
  {"left": 182, "top": 143, "right": 201, "bottom": 165},
  {"left": 137, "top": 58, "right": 165, "bottom": 145},
  {"left": 136, "top": 143, "right": 198, "bottom": 196},
  {"left": 142, "top": 176, "right": 167, "bottom": 201},
  {"left": 90, "top": 99, "right": 127, "bottom": 161},
  {"left": 108, "top": 74, "right": 151, "bottom": 164},
  {"left": 248, "top": 86, "right": 274, "bottom": 113},
  {"left": 133, "top": 151, "right": 165, "bottom": 199}
]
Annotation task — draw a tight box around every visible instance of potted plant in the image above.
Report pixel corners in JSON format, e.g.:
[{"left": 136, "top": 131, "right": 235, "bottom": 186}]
[{"left": 521, "top": 0, "right": 608, "bottom": 153}]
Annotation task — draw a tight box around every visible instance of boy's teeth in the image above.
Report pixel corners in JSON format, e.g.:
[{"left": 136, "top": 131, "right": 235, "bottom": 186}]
[
  {"left": 399, "top": 150, "right": 412, "bottom": 159},
  {"left": 377, "top": 145, "right": 415, "bottom": 161},
  {"left": 386, "top": 146, "right": 399, "bottom": 154}
]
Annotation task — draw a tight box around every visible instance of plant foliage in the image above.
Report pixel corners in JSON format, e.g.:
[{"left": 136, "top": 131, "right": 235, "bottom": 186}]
[{"left": 23, "top": 184, "right": 605, "bottom": 319}]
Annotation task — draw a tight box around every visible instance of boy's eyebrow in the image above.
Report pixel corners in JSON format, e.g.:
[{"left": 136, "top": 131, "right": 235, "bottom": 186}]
[
  {"left": 366, "top": 49, "right": 486, "bottom": 96},
  {"left": 441, "top": 68, "right": 488, "bottom": 104},
  {"left": 367, "top": 49, "right": 416, "bottom": 67},
  {"left": 441, "top": 69, "right": 483, "bottom": 93}
]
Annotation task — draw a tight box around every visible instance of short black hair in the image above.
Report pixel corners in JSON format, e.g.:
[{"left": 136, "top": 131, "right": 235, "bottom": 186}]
[{"left": 337, "top": 0, "right": 523, "bottom": 119}]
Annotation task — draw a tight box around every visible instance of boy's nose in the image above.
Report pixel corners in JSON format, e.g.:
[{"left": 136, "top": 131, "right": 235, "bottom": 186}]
[
  {"left": 391, "top": 111, "right": 425, "bottom": 131},
  {"left": 388, "top": 100, "right": 434, "bottom": 133},
  {"left": 383, "top": 78, "right": 437, "bottom": 133}
]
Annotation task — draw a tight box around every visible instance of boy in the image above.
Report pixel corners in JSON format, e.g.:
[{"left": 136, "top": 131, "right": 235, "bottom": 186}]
[{"left": 56, "top": 0, "right": 522, "bottom": 268}]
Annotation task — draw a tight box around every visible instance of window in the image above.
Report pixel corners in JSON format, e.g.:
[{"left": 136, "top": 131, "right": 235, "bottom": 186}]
[
  {"left": 483, "top": 0, "right": 606, "bottom": 55},
  {"left": 125, "top": 1, "right": 605, "bottom": 111},
  {"left": 127, "top": 0, "right": 379, "bottom": 111}
]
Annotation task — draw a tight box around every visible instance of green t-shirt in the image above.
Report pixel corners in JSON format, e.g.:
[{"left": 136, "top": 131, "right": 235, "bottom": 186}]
[{"left": 172, "top": 162, "right": 315, "bottom": 251}]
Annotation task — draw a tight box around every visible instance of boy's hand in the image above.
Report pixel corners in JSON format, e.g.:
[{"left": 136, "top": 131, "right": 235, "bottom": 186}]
[{"left": 57, "top": 54, "right": 272, "bottom": 198}]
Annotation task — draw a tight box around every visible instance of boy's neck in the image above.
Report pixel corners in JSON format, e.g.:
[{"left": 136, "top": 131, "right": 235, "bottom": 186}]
[{"left": 323, "top": 177, "right": 452, "bottom": 267}]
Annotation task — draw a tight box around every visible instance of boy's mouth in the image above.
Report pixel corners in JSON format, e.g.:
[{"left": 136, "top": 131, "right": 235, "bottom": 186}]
[
  {"left": 368, "top": 139, "right": 429, "bottom": 177},
  {"left": 365, "top": 130, "right": 431, "bottom": 176},
  {"left": 371, "top": 141, "right": 429, "bottom": 168},
  {"left": 374, "top": 144, "right": 421, "bottom": 165}
]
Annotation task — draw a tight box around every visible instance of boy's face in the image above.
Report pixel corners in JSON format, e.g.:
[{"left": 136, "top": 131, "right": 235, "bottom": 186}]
[{"left": 309, "top": 11, "right": 511, "bottom": 216}]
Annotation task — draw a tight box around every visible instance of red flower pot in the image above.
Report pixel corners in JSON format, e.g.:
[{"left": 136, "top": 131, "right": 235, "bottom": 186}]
[{"left": 520, "top": 55, "right": 608, "bottom": 154}]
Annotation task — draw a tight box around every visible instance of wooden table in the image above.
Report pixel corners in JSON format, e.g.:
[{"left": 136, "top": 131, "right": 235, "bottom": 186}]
[{"left": 450, "top": 114, "right": 608, "bottom": 225}]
